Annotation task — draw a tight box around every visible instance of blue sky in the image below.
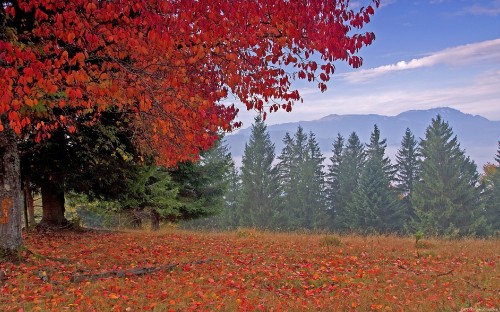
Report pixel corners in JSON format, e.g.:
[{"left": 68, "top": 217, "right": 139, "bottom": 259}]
[{"left": 235, "top": 0, "right": 500, "bottom": 126}]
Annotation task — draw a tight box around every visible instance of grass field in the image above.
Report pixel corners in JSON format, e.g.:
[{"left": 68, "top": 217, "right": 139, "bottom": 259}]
[{"left": 0, "top": 229, "right": 498, "bottom": 311}]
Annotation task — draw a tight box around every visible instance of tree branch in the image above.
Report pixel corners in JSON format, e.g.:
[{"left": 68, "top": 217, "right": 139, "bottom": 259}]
[{"left": 70, "top": 258, "right": 212, "bottom": 283}]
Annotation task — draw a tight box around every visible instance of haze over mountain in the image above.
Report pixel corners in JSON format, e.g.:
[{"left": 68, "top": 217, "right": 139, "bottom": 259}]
[{"left": 225, "top": 107, "right": 500, "bottom": 170}]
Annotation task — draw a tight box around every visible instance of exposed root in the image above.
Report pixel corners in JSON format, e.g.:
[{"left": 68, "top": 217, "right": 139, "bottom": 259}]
[
  {"left": 70, "top": 258, "right": 212, "bottom": 283},
  {"left": 22, "top": 247, "right": 71, "bottom": 264},
  {"left": 0, "top": 247, "right": 25, "bottom": 264}
]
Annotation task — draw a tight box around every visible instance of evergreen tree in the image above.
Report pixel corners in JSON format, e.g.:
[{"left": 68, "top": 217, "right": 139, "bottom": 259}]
[
  {"left": 240, "top": 116, "right": 280, "bottom": 228},
  {"left": 180, "top": 146, "right": 240, "bottom": 230},
  {"left": 219, "top": 163, "right": 241, "bottom": 229},
  {"left": 276, "top": 128, "right": 327, "bottom": 229},
  {"left": 412, "top": 115, "right": 487, "bottom": 236},
  {"left": 395, "top": 128, "right": 420, "bottom": 221},
  {"left": 21, "top": 109, "right": 142, "bottom": 227},
  {"left": 276, "top": 132, "right": 297, "bottom": 228},
  {"left": 301, "top": 132, "right": 328, "bottom": 229},
  {"left": 326, "top": 133, "right": 344, "bottom": 223},
  {"left": 335, "top": 132, "right": 365, "bottom": 231},
  {"left": 190, "top": 137, "right": 234, "bottom": 214},
  {"left": 118, "top": 137, "right": 234, "bottom": 229},
  {"left": 496, "top": 142, "right": 500, "bottom": 164},
  {"left": 276, "top": 126, "right": 308, "bottom": 229},
  {"left": 348, "top": 125, "right": 403, "bottom": 233},
  {"left": 121, "top": 165, "right": 180, "bottom": 229},
  {"left": 482, "top": 142, "right": 500, "bottom": 233},
  {"left": 288, "top": 126, "right": 308, "bottom": 228}
]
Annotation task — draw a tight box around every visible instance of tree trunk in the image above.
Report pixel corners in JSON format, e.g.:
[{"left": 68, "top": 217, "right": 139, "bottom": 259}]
[
  {"left": 24, "top": 176, "right": 35, "bottom": 227},
  {"left": 0, "top": 129, "right": 22, "bottom": 251},
  {"left": 130, "top": 209, "right": 142, "bottom": 229},
  {"left": 39, "top": 176, "right": 69, "bottom": 228},
  {"left": 23, "top": 191, "right": 28, "bottom": 230},
  {"left": 150, "top": 209, "right": 160, "bottom": 231}
]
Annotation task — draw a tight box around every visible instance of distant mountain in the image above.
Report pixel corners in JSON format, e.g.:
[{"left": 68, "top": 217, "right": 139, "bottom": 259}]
[{"left": 225, "top": 107, "right": 500, "bottom": 169}]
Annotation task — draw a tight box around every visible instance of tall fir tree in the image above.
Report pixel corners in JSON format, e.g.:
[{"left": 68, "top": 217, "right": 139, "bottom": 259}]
[
  {"left": 184, "top": 157, "right": 241, "bottom": 230},
  {"left": 482, "top": 142, "right": 500, "bottom": 233},
  {"left": 348, "top": 125, "right": 403, "bottom": 233},
  {"left": 218, "top": 163, "right": 241, "bottom": 229},
  {"left": 412, "top": 115, "right": 488, "bottom": 236},
  {"left": 288, "top": 126, "right": 308, "bottom": 229},
  {"left": 193, "top": 137, "right": 235, "bottom": 213},
  {"left": 395, "top": 128, "right": 420, "bottom": 221},
  {"left": 276, "top": 128, "right": 327, "bottom": 229},
  {"left": 276, "top": 132, "right": 298, "bottom": 228},
  {"left": 301, "top": 132, "right": 328, "bottom": 229},
  {"left": 335, "top": 132, "right": 365, "bottom": 231},
  {"left": 496, "top": 142, "right": 500, "bottom": 164},
  {"left": 240, "top": 116, "right": 280, "bottom": 228},
  {"left": 326, "top": 133, "right": 344, "bottom": 223}
]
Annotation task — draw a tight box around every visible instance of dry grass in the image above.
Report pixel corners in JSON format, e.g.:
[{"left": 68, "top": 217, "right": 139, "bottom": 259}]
[{"left": 0, "top": 228, "right": 498, "bottom": 311}]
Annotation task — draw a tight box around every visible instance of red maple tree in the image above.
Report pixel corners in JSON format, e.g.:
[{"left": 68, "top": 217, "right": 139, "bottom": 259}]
[{"left": 0, "top": 0, "right": 379, "bottom": 249}]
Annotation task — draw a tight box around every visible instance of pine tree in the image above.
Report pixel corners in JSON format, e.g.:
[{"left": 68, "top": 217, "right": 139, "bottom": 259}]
[
  {"left": 348, "top": 125, "right": 403, "bottom": 233},
  {"left": 194, "top": 137, "right": 234, "bottom": 212},
  {"left": 276, "top": 132, "right": 297, "bottom": 228},
  {"left": 219, "top": 163, "right": 241, "bottom": 229},
  {"left": 301, "top": 132, "right": 328, "bottom": 229},
  {"left": 122, "top": 166, "right": 180, "bottom": 229},
  {"left": 483, "top": 142, "right": 500, "bottom": 233},
  {"left": 118, "top": 137, "right": 235, "bottom": 229},
  {"left": 335, "top": 132, "right": 365, "bottom": 231},
  {"left": 288, "top": 126, "right": 308, "bottom": 229},
  {"left": 175, "top": 139, "right": 240, "bottom": 230},
  {"left": 276, "top": 128, "right": 327, "bottom": 229},
  {"left": 412, "top": 115, "right": 487, "bottom": 236},
  {"left": 240, "top": 116, "right": 280, "bottom": 228},
  {"left": 326, "top": 133, "right": 344, "bottom": 223},
  {"left": 495, "top": 142, "right": 500, "bottom": 164},
  {"left": 187, "top": 158, "right": 241, "bottom": 230},
  {"left": 395, "top": 128, "right": 420, "bottom": 221}
]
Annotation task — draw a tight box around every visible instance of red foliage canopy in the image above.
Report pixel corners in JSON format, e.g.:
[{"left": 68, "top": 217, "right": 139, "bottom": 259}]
[{"left": 0, "top": 0, "right": 378, "bottom": 166}]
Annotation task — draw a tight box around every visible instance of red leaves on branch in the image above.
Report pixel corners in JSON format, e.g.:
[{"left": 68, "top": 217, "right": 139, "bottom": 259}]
[{"left": 1, "top": 0, "right": 379, "bottom": 165}]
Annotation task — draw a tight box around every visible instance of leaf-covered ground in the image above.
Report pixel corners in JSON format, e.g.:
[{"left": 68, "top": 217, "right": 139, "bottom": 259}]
[{"left": 1, "top": 229, "right": 498, "bottom": 311}]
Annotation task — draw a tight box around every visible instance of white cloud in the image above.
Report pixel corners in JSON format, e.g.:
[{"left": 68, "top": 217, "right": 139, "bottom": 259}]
[
  {"left": 340, "top": 39, "right": 500, "bottom": 83},
  {"left": 243, "top": 67, "right": 500, "bottom": 126},
  {"left": 380, "top": 0, "right": 397, "bottom": 8},
  {"left": 351, "top": 0, "right": 395, "bottom": 9},
  {"left": 461, "top": 0, "right": 500, "bottom": 16},
  {"left": 349, "top": 1, "right": 362, "bottom": 10}
]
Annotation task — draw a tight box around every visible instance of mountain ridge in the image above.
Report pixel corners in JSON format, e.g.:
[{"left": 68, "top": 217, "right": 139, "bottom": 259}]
[{"left": 225, "top": 107, "right": 500, "bottom": 169}]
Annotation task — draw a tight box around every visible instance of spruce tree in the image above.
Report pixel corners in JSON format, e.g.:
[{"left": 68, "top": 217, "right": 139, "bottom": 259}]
[
  {"left": 276, "top": 126, "right": 309, "bottom": 229},
  {"left": 301, "top": 132, "right": 328, "bottom": 229},
  {"left": 348, "top": 125, "right": 403, "bottom": 233},
  {"left": 193, "top": 137, "right": 234, "bottom": 213},
  {"left": 177, "top": 140, "right": 239, "bottom": 230},
  {"left": 288, "top": 126, "right": 308, "bottom": 229},
  {"left": 276, "top": 128, "right": 327, "bottom": 229},
  {"left": 326, "top": 133, "right": 344, "bottom": 223},
  {"left": 483, "top": 142, "right": 500, "bottom": 233},
  {"left": 496, "top": 142, "right": 500, "bottom": 164},
  {"left": 276, "top": 132, "right": 297, "bottom": 228},
  {"left": 219, "top": 163, "right": 241, "bottom": 229},
  {"left": 335, "top": 132, "right": 365, "bottom": 231},
  {"left": 240, "top": 116, "right": 280, "bottom": 228},
  {"left": 412, "top": 115, "right": 487, "bottom": 236},
  {"left": 395, "top": 128, "right": 419, "bottom": 221}
]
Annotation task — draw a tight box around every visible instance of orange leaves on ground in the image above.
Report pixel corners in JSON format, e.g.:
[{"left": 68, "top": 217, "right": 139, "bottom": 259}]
[{"left": 0, "top": 230, "right": 498, "bottom": 311}]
